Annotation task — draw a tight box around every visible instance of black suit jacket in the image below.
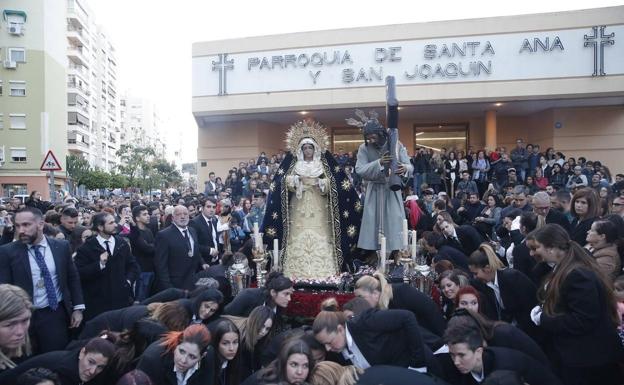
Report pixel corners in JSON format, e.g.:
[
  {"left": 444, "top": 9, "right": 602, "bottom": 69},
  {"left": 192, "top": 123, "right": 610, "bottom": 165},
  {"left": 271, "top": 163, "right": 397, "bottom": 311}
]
[
  {"left": 540, "top": 268, "right": 624, "bottom": 367},
  {"left": 445, "top": 225, "right": 483, "bottom": 256},
  {"left": 389, "top": 283, "right": 447, "bottom": 337},
  {"left": 154, "top": 225, "right": 203, "bottom": 291},
  {"left": 473, "top": 268, "right": 539, "bottom": 340},
  {"left": 511, "top": 240, "right": 536, "bottom": 280},
  {"left": 347, "top": 308, "right": 427, "bottom": 369},
  {"left": 79, "top": 305, "right": 149, "bottom": 339},
  {"left": 223, "top": 288, "right": 265, "bottom": 317},
  {"left": 545, "top": 209, "right": 571, "bottom": 232},
  {"left": 137, "top": 340, "right": 216, "bottom": 385},
  {"left": 0, "top": 349, "right": 87, "bottom": 385},
  {"left": 190, "top": 214, "right": 219, "bottom": 264},
  {"left": 129, "top": 224, "right": 156, "bottom": 272},
  {"left": 74, "top": 236, "right": 140, "bottom": 320},
  {"left": 434, "top": 245, "right": 470, "bottom": 271},
  {"left": 0, "top": 237, "right": 84, "bottom": 318},
  {"left": 451, "top": 347, "right": 561, "bottom": 385}
]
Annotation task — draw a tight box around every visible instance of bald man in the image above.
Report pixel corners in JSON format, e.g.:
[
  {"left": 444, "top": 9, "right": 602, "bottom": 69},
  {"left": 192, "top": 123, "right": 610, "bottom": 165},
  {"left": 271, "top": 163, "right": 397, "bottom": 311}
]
[
  {"left": 532, "top": 191, "right": 571, "bottom": 232},
  {"left": 154, "top": 205, "right": 206, "bottom": 291}
]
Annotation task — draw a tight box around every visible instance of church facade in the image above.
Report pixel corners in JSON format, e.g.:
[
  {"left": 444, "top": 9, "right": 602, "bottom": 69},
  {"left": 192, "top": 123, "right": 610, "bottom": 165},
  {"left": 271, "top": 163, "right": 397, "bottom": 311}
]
[{"left": 192, "top": 6, "right": 624, "bottom": 184}]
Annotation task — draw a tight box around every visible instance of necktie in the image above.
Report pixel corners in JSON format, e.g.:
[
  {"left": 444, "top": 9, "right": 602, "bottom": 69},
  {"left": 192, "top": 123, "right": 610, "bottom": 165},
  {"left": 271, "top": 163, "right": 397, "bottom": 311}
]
[
  {"left": 32, "top": 245, "right": 58, "bottom": 310},
  {"left": 183, "top": 229, "right": 192, "bottom": 255},
  {"left": 104, "top": 240, "right": 112, "bottom": 256}
]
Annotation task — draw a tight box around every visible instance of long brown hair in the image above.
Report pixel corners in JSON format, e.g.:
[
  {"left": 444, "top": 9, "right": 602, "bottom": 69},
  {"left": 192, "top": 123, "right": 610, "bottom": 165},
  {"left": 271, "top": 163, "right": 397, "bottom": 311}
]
[{"left": 527, "top": 224, "right": 619, "bottom": 325}]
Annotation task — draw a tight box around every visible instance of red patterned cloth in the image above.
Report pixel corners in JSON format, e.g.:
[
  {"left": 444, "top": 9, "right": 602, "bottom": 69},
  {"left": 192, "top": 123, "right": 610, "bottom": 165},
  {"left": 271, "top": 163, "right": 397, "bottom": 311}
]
[{"left": 285, "top": 290, "right": 355, "bottom": 319}]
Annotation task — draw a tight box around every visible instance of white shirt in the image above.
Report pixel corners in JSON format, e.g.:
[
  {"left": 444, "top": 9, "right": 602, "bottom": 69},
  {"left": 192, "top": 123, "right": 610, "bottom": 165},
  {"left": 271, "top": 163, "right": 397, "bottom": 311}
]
[
  {"left": 202, "top": 214, "right": 218, "bottom": 252},
  {"left": 486, "top": 270, "right": 505, "bottom": 309},
  {"left": 174, "top": 224, "right": 195, "bottom": 255},
  {"left": 342, "top": 325, "right": 371, "bottom": 369},
  {"left": 96, "top": 234, "right": 116, "bottom": 270},
  {"left": 470, "top": 368, "right": 485, "bottom": 383},
  {"left": 173, "top": 361, "right": 199, "bottom": 385},
  {"left": 28, "top": 237, "right": 63, "bottom": 309}
]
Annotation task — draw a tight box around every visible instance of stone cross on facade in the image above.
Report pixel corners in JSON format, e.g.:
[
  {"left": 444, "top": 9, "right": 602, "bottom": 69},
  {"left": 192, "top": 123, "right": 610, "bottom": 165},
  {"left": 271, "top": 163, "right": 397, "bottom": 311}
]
[
  {"left": 584, "top": 25, "right": 615, "bottom": 77},
  {"left": 212, "top": 53, "right": 234, "bottom": 95}
]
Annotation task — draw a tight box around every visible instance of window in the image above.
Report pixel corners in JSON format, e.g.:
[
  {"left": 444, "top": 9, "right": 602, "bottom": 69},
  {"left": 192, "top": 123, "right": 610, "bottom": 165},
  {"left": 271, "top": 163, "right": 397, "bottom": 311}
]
[
  {"left": 9, "top": 81, "right": 25, "bottom": 96},
  {"left": 331, "top": 127, "right": 363, "bottom": 154},
  {"left": 0, "top": 80, "right": 2, "bottom": 95},
  {"left": 200, "top": 161, "right": 207, "bottom": 167},
  {"left": 10, "top": 147, "right": 26, "bottom": 162},
  {"left": 8, "top": 47, "right": 26, "bottom": 63},
  {"left": 0, "top": 113, "right": 3, "bottom": 129},
  {"left": 414, "top": 124, "right": 469, "bottom": 153},
  {"left": 3, "top": 10, "right": 26, "bottom": 35},
  {"left": 9, "top": 114, "right": 25, "bottom": 129}
]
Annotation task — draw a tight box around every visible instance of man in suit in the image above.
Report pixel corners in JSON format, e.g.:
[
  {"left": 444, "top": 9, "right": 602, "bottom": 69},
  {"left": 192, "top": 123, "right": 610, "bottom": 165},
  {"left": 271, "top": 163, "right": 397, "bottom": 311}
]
[
  {"left": 0, "top": 207, "right": 85, "bottom": 353},
  {"left": 440, "top": 221, "right": 483, "bottom": 256},
  {"left": 129, "top": 205, "right": 156, "bottom": 301},
  {"left": 533, "top": 191, "right": 571, "bottom": 232},
  {"left": 204, "top": 172, "right": 218, "bottom": 198},
  {"left": 189, "top": 198, "right": 220, "bottom": 265},
  {"left": 58, "top": 207, "right": 79, "bottom": 239},
  {"left": 155, "top": 205, "right": 207, "bottom": 291},
  {"left": 74, "top": 212, "right": 139, "bottom": 320}
]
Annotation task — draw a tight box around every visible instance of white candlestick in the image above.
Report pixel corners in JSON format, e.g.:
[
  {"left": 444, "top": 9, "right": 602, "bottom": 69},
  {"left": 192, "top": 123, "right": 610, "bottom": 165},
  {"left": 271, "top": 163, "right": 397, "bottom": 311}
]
[
  {"left": 253, "top": 222, "right": 261, "bottom": 250},
  {"left": 411, "top": 230, "right": 417, "bottom": 261},
  {"left": 402, "top": 219, "right": 409, "bottom": 250},
  {"left": 273, "top": 239, "right": 279, "bottom": 270},
  {"left": 380, "top": 236, "right": 386, "bottom": 272}
]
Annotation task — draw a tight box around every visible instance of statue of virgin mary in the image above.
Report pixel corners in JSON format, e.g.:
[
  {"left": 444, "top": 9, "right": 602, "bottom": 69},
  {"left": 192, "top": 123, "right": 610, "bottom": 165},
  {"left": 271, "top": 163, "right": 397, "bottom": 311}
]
[{"left": 262, "top": 121, "right": 362, "bottom": 280}]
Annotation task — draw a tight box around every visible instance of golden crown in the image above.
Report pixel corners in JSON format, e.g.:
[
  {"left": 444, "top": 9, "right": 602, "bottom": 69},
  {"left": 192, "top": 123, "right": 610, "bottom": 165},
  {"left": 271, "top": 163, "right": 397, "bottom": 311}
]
[{"left": 285, "top": 120, "right": 330, "bottom": 154}]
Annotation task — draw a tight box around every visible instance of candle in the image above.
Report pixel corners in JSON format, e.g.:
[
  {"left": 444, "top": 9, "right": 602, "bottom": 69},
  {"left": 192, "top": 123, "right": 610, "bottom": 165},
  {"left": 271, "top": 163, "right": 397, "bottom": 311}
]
[
  {"left": 253, "top": 222, "right": 261, "bottom": 250},
  {"left": 273, "top": 239, "right": 279, "bottom": 270},
  {"left": 411, "top": 230, "right": 417, "bottom": 261},
  {"left": 380, "top": 236, "right": 386, "bottom": 272},
  {"left": 402, "top": 219, "right": 409, "bottom": 250}
]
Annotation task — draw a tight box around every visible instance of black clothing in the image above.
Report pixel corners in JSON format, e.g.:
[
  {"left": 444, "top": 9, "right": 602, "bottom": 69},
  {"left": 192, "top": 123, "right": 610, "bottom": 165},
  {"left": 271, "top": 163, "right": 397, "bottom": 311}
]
[
  {"left": 138, "top": 340, "right": 216, "bottom": 385},
  {"left": 545, "top": 209, "right": 571, "bottom": 233},
  {"left": 540, "top": 268, "right": 624, "bottom": 369},
  {"left": 389, "top": 283, "right": 447, "bottom": 337},
  {"left": 74, "top": 235, "right": 140, "bottom": 320},
  {"left": 511, "top": 241, "right": 536, "bottom": 280},
  {"left": 154, "top": 225, "right": 203, "bottom": 291},
  {"left": 140, "top": 287, "right": 188, "bottom": 305},
  {"left": 356, "top": 365, "right": 450, "bottom": 385},
  {"left": 79, "top": 305, "right": 149, "bottom": 339},
  {"left": 569, "top": 217, "right": 596, "bottom": 246},
  {"left": 433, "top": 245, "right": 470, "bottom": 271},
  {"left": 489, "top": 323, "right": 549, "bottom": 363},
  {"left": 189, "top": 214, "right": 219, "bottom": 265},
  {"left": 223, "top": 288, "right": 265, "bottom": 316},
  {"left": 129, "top": 224, "right": 156, "bottom": 272},
  {"left": 0, "top": 349, "right": 93, "bottom": 385},
  {"left": 444, "top": 225, "right": 483, "bottom": 256}
]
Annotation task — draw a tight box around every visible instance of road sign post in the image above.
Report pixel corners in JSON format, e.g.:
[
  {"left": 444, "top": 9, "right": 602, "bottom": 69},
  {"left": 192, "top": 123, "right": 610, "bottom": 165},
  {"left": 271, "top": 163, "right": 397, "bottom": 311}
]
[{"left": 40, "top": 150, "right": 62, "bottom": 202}]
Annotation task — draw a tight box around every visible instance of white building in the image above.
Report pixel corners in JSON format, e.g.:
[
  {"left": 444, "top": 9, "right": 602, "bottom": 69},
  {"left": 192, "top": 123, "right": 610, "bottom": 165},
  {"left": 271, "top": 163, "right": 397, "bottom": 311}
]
[
  {"left": 66, "top": 0, "right": 120, "bottom": 172},
  {"left": 119, "top": 94, "right": 167, "bottom": 158}
]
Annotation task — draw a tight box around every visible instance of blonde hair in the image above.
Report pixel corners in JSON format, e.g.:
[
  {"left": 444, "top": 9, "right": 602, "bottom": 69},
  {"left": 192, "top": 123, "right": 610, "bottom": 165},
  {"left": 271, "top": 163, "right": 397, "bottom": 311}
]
[
  {"left": 354, "top": 271, "right": 393, "bottom": 309},
  {"left": 0, "top": 284, "right": 32, "bottom": 369}
]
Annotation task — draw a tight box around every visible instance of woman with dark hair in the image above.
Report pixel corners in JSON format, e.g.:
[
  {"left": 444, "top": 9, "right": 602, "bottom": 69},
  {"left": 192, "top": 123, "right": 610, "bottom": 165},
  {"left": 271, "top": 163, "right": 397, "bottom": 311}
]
[
  {"left": 526, "top": 224, "right": 624, "bottom": 385},
  {"left": 549, "top": 164, "right": 566, "bottom": 189},
  {"left": 475, "top": 194, "right": 502, "bottom": 238},
  {"left": 354, "top": 272, "right": 447, "bottom": 336},
  {"left": 182, "top": 288, "right": 224, "bottom": 325},
  {"left": 16, "top": 367, "right": 60, "bottom": 385},
  {"left": 523, "top": 175, "right": 538, "bottom": 195},
  {"left": 224, "top": 306, "right": 273, "bottom": 379},
  {"left": 224, "top": 272, "right": 293, "bottom": 332},
  {"left": 255, "top": 339, "right": 312, "bottom": 385},
  {"left": 69, "top": 226, "right": 93, "bottom": 256},
  {"left": 448, "top": 308, "right": 548, "bottom": 364},
  {"left": 137, "top": 324, "right": 215, "bottom": 385},
  {"left": 0, "top": 337, "right": 115, "bottom": 385},
  {"left": 436, "top": 270, "right": 470, "bottom": 319},
  {"left": 444, "top": 151, "right": 460, "bottom": 196},
  {"left": 538, "top": 155, "right": 552, "bottom": 178},
  {"left": 586, "top": 220, "right": 622, "bottom": 280},
  {"left": 569, "top": 188, "right": 601, "bottom": 246},
  {"left": 211, "top": 319, "right": 241, "bottom": 385}
]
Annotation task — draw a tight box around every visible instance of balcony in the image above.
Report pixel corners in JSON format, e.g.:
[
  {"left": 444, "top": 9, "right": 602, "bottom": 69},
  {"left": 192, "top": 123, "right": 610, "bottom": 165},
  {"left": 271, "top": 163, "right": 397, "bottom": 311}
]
[
  {"left": 67, "top": 25, "right": 88, "bottom": 48},
  {"left": 67, "top": 45, "right": 89, "bottom": 67},
  {"left": 67, "top": 81, "right": 90, "bottom": 99},
  {"left": 67, "top": 0, "right": 89, "bottom": 28},
  {"left": 68, "top": 103, "right": 90, "bottom": 116},
  {"left": 68, "top": 63, "right": 87, "bottom": 76}
]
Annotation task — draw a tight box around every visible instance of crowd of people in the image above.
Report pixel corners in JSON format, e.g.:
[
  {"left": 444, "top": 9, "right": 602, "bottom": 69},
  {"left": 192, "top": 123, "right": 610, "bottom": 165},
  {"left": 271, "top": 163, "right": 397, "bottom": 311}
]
[{"left": 0, "top": 139, "right": 623, "bottom": 385}]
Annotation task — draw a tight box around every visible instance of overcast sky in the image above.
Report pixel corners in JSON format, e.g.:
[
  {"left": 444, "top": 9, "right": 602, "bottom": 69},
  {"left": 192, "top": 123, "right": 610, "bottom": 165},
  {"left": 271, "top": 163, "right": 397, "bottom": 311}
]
[{"left": 89, "top": 0, "right": 622, "bottom": 163}]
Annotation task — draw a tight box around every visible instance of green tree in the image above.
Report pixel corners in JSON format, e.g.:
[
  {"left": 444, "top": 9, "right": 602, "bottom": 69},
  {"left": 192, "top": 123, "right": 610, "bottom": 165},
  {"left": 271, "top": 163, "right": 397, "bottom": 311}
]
[
  {"left": 66, "top": 154, "right": 91, "bottom": 194},
  {"left": 109, "top": 173, "right": 129, "bottom": 189},
  {"left": 153, "top": 158, "right": 183, "bottom": 188},
  {"left": 116, "top": 145, "right": 156, "bottom": 187},
  {"left": 79, "top": 170, "right": 111, "bottom": 190}
]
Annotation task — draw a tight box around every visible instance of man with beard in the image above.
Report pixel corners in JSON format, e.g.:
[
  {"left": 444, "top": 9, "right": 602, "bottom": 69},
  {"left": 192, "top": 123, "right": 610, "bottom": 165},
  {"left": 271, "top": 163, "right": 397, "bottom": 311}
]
[
  {"left": 74, "top": 212, "right": 139, "bottom": 320},
  {"left": 0, "top": 207, "right": 85, "bottom": 353}
]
